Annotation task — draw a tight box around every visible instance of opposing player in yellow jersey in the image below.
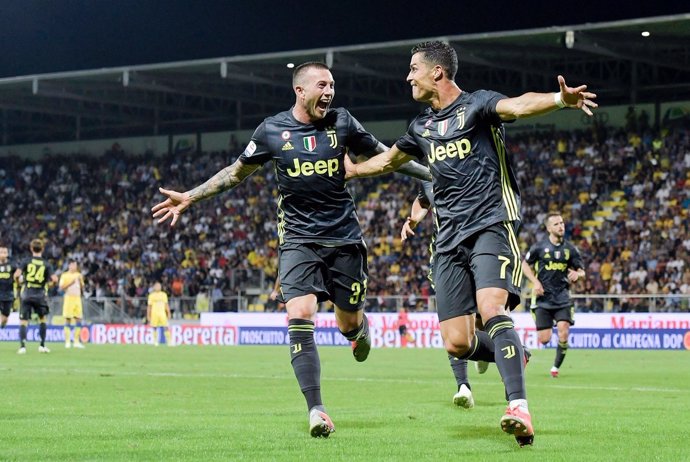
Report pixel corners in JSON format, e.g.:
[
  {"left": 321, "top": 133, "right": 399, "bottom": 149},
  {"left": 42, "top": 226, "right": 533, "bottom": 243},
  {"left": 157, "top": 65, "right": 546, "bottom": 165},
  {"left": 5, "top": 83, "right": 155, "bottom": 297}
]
[
  {"left": 59, "top": 260, "right": 86, "bottom": 349},
  {"left": 147, "top": 282, "right": 172, "bottom": 346}
]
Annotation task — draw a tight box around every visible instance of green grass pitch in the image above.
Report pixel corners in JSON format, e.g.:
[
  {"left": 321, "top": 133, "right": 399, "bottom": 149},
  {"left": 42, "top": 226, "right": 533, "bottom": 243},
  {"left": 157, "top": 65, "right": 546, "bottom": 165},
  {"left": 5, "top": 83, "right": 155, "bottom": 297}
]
[{"left": 1, "top": 343, "right": 687, "bottom": 461}]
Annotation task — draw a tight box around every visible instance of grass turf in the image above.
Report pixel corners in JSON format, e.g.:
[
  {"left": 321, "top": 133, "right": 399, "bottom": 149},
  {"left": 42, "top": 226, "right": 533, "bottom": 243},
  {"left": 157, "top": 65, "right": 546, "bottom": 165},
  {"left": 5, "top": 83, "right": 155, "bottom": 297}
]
[{"left": 0, "top": 343, "right": 687, "bottom": 461}]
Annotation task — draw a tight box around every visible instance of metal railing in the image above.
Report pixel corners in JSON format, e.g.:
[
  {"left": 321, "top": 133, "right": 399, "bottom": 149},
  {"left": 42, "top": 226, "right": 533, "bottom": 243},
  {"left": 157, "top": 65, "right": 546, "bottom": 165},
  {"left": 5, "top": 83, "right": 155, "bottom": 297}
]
[{"left": 40, "top": 293, "right": 690, "bottom": 323}]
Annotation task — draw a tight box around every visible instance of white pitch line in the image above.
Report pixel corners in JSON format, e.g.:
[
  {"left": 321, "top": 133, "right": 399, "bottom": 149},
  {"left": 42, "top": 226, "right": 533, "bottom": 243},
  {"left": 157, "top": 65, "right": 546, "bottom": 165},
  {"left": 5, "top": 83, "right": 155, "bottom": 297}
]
[{"left": 4, "top": 366, "right": 689, "bottom": 394}]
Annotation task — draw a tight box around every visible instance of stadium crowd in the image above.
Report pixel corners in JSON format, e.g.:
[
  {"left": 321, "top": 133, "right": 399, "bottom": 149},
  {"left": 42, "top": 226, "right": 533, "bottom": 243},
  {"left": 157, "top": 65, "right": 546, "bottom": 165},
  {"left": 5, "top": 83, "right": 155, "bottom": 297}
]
[{"left": 0, "top": 121, "right": 688, "bottom": 314}]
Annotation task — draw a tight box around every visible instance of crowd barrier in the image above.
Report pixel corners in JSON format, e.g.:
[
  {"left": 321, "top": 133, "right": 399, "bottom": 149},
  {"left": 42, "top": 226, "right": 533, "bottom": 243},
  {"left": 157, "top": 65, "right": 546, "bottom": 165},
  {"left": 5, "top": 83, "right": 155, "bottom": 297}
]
[{"left": 3, "top": 312, "right": 688, "bottom": 350}]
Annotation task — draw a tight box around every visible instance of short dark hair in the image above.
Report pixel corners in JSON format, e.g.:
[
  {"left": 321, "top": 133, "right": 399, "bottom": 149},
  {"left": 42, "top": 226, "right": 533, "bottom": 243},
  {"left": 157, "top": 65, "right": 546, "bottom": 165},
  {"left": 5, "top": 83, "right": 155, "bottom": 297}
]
[
  {"left": 292, "top": 61, "right": 330, "bottom": 87},
  {"left": 30, "top": 238, "right": 44, "bottom": 253},
  {"left": 411, "top": 41, "right": 458, "bottom": 80},
  {"left": 545, "top": 212, "right": 562, "bottom": 226}
]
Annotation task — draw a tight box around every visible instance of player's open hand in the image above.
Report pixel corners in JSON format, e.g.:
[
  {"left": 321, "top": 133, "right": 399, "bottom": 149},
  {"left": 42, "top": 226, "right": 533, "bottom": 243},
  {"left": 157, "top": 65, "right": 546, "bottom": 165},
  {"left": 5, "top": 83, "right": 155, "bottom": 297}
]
[
  {"left": 151, "top": 187, "right": 191, "bottom": 226},
  {"left": 567, "top": 268, "right": 581, "bottom": 283},
  {"left": 401, "top": 217, "right": 416, "bottom": 241},
  {"left": 557, "top": 75, "right": 598, "bottom": 116}
]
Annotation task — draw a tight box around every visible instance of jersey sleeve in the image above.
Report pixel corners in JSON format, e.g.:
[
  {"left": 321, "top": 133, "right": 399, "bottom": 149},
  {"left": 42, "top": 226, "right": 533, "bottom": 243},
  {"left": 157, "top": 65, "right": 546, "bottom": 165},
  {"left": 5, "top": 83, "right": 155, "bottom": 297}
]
[
  {"left": 417, "top": 180, "right": 433, "bottom": 208},
  {"left": 524, "top": 243, "right": 539, "bottom": 265},
  {"left": 475, "top": 90, "right": 508, "bottom": 125},
  {"left": 343, "top": 110, "right": 380, "bottom": 155},
  {"left": 238, "top": 122, "right": 273, "bottom": 165},
  {"left": 394, "top": 121, "right": 425, "bottom": 161},
  {"left": 569, "top": 244, "right": 585, "bottom": 270}
]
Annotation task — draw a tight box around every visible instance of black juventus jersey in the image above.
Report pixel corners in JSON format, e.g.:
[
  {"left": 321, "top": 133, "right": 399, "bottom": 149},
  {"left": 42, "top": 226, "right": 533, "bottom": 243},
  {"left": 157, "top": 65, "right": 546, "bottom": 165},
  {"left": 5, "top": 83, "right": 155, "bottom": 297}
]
[
  {"left": 0, "top": 262, "right": 16, "bottom": 301},
  {"left": 240, "top": 107, "right": 380, "bottom": 246},
  {"left": 19, "top": 257, "right": 53, "bottom": 297},
  {"left": 396, "top": 90, "right": 520, "bottom": 254},
  {"left": 525, "top": 239, "right": 584, "bottom": 309}
]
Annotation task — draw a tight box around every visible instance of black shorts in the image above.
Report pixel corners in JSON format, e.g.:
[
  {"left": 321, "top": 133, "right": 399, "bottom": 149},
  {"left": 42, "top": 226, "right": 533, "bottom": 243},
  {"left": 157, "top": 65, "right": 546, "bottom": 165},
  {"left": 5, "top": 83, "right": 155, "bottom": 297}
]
[
  {"left": 278, "top": 242, "right": 368, "bottom": 312},
  {"left": 20, "top": 295, "right": 50, "bottom": 321},
  {"left": 433, "top": 222, "right": 522, "bottom": 322},
  {"left": 398, "top": 325, "right": 407, "bottom": 335},
  {"left": 532, "top": 306, "right": 575, "bottom": 331},
  {"left": 0, "top": 300, "right": 12, "bottom": 317}
]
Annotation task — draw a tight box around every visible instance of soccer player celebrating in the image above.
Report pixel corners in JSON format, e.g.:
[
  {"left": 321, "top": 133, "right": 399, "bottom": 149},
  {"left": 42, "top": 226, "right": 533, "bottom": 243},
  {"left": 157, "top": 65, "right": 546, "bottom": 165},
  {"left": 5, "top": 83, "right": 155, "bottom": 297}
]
[
  {"left": 345, "top": 41, "right": 597, "bottom": 446},
  {"left": 15, "top": 239, "right": 58, "bottom": 354},
  {"left": 522, "top": 212, "right": 585, "bottom": 378},
  {"left": 152, "top": 61, "right": 430, "bottom": 438},
  {"left": 147, "top": 282, "right": 172, "bottom": 346},
  {"left": 59, "top": 259, "right": 86, "bottom": 348},
  {"left": 0, "top": 246, "right": 17, "bottom": 329}
]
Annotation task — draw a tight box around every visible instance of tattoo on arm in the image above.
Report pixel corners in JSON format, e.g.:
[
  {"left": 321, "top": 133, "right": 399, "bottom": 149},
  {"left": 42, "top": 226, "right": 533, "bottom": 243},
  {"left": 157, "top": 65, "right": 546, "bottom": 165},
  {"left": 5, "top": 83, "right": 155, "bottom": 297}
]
[{"left": 187, "top": 160, "right": 259, "bottom": 203}]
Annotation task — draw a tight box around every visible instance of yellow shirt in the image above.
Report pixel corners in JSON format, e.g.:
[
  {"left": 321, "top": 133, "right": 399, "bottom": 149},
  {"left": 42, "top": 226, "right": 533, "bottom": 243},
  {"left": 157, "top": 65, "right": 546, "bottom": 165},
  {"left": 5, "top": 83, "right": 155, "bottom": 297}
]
[
  {"left": 148, "top": 291, "right": 168, "bottom": 314},
  {"left": 59, "top": 272, "right": 83, "bottom": 296}
]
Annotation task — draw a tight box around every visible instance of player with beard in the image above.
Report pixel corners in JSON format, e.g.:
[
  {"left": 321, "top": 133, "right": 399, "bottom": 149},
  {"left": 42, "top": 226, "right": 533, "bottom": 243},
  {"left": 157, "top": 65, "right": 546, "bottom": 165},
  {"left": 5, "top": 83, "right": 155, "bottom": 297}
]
[
  {"left": 345, "top": 41, "right": 596, "bottom": 446},
  {"left": 152, "top": 61, "right": 430, "bottom": 438},
  {"left": 522, "top": 212, "right": 585, "bottom": 378}
]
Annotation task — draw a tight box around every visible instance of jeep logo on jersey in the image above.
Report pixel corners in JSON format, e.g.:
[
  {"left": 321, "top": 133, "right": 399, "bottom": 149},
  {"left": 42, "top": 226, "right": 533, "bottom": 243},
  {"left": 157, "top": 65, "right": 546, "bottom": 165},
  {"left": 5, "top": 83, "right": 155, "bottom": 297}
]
[
  {"left": 427, "top": 139, "right": 472, "bottom": 164},
  {"left": 286, "top": 158, "right": 339, "bottom": 177},
  {"left": 303, "top": 136, "right": 317, "bottom": 152},
  {"left": 545, "top": 261, "right": 568, "bottom": 271},
  {"left": 437, "top": 120, "right": 449, "bottom": 136}
]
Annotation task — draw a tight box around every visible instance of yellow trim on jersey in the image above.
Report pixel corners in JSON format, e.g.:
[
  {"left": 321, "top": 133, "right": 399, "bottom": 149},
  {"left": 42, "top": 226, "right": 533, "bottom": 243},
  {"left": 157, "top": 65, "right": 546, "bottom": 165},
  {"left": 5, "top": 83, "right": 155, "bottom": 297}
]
[
  {"left": 492, "top": 127, "right": 519, "bottom": 221},
  {"left": 276, "top": 194, "right": 286, "bottom": 245},
  {"left": 502, "top": 221, "right": 523, "bottom": 287},
  {"left": 530, "top": 261, "right": 540, "bottom": 308}
]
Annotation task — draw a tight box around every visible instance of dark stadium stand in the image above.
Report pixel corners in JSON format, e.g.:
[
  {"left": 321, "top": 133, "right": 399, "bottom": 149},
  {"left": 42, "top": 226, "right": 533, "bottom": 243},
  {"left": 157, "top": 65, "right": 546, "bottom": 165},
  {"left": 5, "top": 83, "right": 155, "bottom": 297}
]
[{"left": 1, "top": 123, "right": 688, "bottom": 313}]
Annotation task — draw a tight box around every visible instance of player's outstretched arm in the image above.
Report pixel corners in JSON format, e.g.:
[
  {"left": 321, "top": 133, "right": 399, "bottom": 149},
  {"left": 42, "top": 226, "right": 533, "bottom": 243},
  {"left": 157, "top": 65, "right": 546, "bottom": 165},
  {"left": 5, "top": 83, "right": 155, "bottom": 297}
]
[
  {"left": 361, "top": 143, "right": 431, "bottom": 181},
  {"left": 152, "top": 159, "right": 260, "bottom": 226},
  {"left": 345, "top": 145, "right": 417, "bottom": 180},
  {"left": 496, "top": 75, "right": 598, "bottom": 121},
  {"left": 356, "top": 144, "right": 432, "bottom": 182}
]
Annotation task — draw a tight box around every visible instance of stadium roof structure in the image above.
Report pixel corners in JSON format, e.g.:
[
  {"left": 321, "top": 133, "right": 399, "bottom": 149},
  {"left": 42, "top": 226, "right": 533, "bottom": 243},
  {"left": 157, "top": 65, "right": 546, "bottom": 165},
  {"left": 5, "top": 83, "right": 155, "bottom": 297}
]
[{"left": 0, "top": 13, "right": 689, "bottom": 145}]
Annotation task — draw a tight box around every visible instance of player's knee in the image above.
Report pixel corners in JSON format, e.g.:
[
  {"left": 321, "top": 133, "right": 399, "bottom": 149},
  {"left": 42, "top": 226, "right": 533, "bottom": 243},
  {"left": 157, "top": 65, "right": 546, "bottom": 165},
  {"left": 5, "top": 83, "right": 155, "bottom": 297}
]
[
  {"left": 538, "top": 332, "right": 551, "bottom": 345},
  {"left": 444, "top": 338, "right": 472, "bottom": 357}
]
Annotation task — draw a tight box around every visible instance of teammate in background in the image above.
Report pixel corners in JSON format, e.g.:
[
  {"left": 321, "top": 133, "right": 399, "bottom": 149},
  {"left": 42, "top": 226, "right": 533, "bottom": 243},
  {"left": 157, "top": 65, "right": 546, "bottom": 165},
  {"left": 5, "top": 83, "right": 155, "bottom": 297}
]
[
  {"left": 396, "top": 307, "right": 415, "bottom": 346},
  {"left": 345, "top": 40, "right": 597, "bottom": 446},
  {"left": 522, "top": 212, "right": 585, "bottom": 378},
  {"left": 0, "top": 246, "right": 17, "bottom": 329},
  {"left": 59, "top": 260, "right": 86, "bottom": 348},
  {"left": 151, "top": 61, "right": 430, "bottom": 438},
  {"left": 14, "top": 239, "right": 58, "bottom": 354},
  {"left": 147, "top": 282, "right": 172, "bottom": 346},
  {"left": 400, "top": 181, "right": 473, "bottom": 409}
]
